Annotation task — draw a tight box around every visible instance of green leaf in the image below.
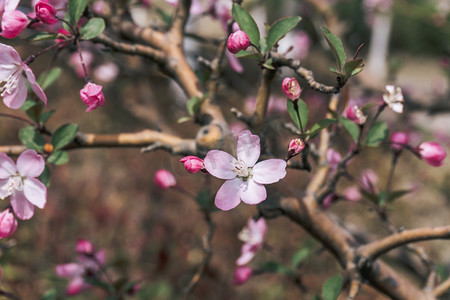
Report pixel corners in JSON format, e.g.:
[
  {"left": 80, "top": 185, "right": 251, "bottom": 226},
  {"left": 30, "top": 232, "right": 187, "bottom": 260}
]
[
  {"left": 186, "top": 96, "right": 203, "bottom": 116},
  {"left": 379, "top": 189, "right": 411, "bottom": 206},
  {"left": 38, "top": 67, "right": 62, "bottom": 91},
  {"left": 364, "top": 122, "right": 388, "bottom": 146},
  {"left": 232, "top": 3, "right": 260, "bottom": 45},
  {"left": 40, "top": 288, "right": 57, "bottom": 300},
  {"left": 267, "top": 16, "right": 301, "bottom": 50},
  {"left": 19, "top": 126, "right": 45, "bottom": 151},
  {"left": 321, "top": 26, "right": 346, "bottom": 70},
  {"left": 68, "top": 0, "right": 87, "bottom": 26},
  {"left": 26, "top": 32, "right": 57, "bottom": 42},
  {"left": 322, "top": 274, "right": 342, "bottom": 300},
  {"left": 40, "top": 110, "right": 56, "bottom": 124},
  {"left": 259, "top": 261, "right": 293, "bottom": 276},
  {"left": 287, "top": 100, "right": 300, "bottom": 130},
  {"left": 259, "top": 37, "right": 268, "bottom": 55},
  {"left": 339, "top": 117, "right": 359, "bottom": 141},
  {"left": 306, "top": 119, "right": 336, "bottom": 138},
  {"left": 291, "top": 247, "right": 311, "bottom": 268},
  {"left": 156, "top": 8, "right": 172, "bottom": 26},
  {"left": 360, "top": 189, "right": 379, "bottom": 204},
  {"left": 47, "top": 150, "right": 69, "bottom": 165},
  {"left": 262, "top": 58, "right": 275, "bottom": 70},
  {"left": 21, "top": 99, "right": 37, "bottom": 111},
  {"left": 361, "top": 102, "right": 377, "bottom": 112},
  {"left": 297, "top": 99, "right": 308, "bottom": 130},
  {"left": 343, "top": 59, "right": 364, "bottom": 77},
  {"left": 80, "top": 17, "right": 105, "bottom": 40},
  {"left": 235, "top": 50, "right": 261, "bottom": 60},
  {"left": 51, "top": 124, "right": 79, "bottom": 150},
  {"left": 39, "top": 165, "right": 51, "bottom": 188},
  {"left": 329, "top": 66, "right": 343, "bottom": 77}
]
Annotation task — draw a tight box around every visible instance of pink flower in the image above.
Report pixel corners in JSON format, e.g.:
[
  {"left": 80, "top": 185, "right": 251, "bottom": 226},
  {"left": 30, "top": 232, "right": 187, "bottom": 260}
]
[
  {"left": 93, "top": 62, "right": 119, "bottom": 83},
  {"left": 35, "top": 0, "right": 58, "bottom": 24},
  {"left": 236, "top": 218, "right": 266, "bottom": 265},
  {"left": 344, "top": 186, "right": 361, "bottom": 202},
  {"left": 79, "top": 82, "right": 105, "bottom": 112},
  {"left": 227, "top": 30, "right": 250, "bottom": 54},
  {"left": 326, "top": 148, "right": 342, "bottom": 172},
  {"left": 360, "top": 169, "right": 378, "bottom": 193},
  {"left": 76, "top": 239, "right": 95, "bottom": 255},
  {"left": 204, "top": 130, "right": 287, "bottom": 211},
  {"left": 0, "top": 9, "right": 28, "bottom": 38},
  {"left": 0, "top": 150, "right": 46, "bottom": 220},
  {"left": 418, "top": 142, "right": 446, "bottom": 167},
  {"left": 233, "top": 266, "right": 252, "bottom": 285},
  {"left": 0, "top": 0, "right": 20, "bottom": 16},
  {"left": 0, "top": 43, "right": 47, "bottom": 109},
  {"left": 383, "top": 85, "right": 404, "bottom": 113},
  {"left": 287, "top": 138, "right": 305, "bottom": 159},
  {"left": 345, "top": 105, "right": 367, "bottom": 125},
  {"left": 154, "top": 169, "right": 176, "bottom": 189},
  {"left": 226, "top": 51, "right": 244, "bottom": 73},
  {"left": 390, "top": 132, "right": 408, "bottom": 151},
  {"left": 282, "top": 77, "right": 302, "bottom": 100},
  {"left": 0, "top": 208, "right": 17, "bottom": 239},
  {"left": 180, "top": 156, "right": 205, "bottom": 174}
]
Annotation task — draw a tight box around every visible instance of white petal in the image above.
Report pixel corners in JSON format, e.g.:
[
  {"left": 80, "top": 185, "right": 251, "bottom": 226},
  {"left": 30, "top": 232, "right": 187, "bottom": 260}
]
[
  {"left": 23, "top": 178, "right": 46, "bottom": 209},
  {"left": 2, "top": 74, "right": 27, "bottom": 109},
  {"left": 237, "top": 130, "right": 260, "bottom": 167},
  {"left": 17, "top": 150, "right": 45, "bottom": 178},
  {"left": 214, "top": 178, "right": 242, "bottom": 211},
  {"left": 204, "top": 150, "right": 237, "bottom": 180},
  {"left": 10, "top": 190, "right": 35, "bottom": 220},
  {"left": 252, "top": 159, "right": 287, "bottom": 184},
  {"left": 240, "top": 179, "right": 266, "bottom": 205},
  {"left": 0, "top": 152, "right": 17, "bottom": 178}
]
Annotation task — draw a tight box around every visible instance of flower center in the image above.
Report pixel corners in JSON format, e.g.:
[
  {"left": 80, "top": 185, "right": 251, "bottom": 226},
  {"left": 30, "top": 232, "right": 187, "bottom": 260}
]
[
  {"left": 1, "top": 174, "right": 24, "bottom": 197},
  {"left": 232, "top": 160, "right": 251, "bottom": 179},
  {"left": 0, "top": 67, "right": 21, "bottom": 98}
]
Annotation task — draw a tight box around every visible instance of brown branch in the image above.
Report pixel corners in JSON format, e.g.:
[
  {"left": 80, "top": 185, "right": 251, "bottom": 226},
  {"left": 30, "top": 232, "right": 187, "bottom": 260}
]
[
  {"left": 434, "top": 277, "right": 450, "bottom": 298},
  {"left": 252, "top": 68, "right": 276, "bottom": 129}
]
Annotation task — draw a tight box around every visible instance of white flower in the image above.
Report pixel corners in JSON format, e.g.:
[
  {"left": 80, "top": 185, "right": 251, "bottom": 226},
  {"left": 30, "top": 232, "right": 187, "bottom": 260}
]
[{"left": 383, "top": 85, "right": 404, "bottom": 113}]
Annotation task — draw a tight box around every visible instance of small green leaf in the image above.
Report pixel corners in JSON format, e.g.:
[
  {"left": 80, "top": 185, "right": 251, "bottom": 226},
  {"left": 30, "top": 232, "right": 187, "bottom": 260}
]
[
  {"left": 39, "top": 165, "right": 51, "bottom": 188},
  {"left": 339, "top": 117, "right": 360, "bottom": 141},
  {"left": 343, "top": 59, "right": 364, "bottom": 77},
  {"left": 262, "top": 58, "right": 275, "bottom": 70},
  {"left": 40, "top": 110, "right": 56, "bottom": 124},
  {"left": 361, "top": 102, "right": 377, "bottom": 112},
  {"left": 259, "top": 261, "right": 293, "bottom": 276},
  {"left": 21, "top": 99, "right": 37, "bottom": 111},
  {"left": 306, "top": 119, "right": 336, "bottom": 138},
  {"left": 321, "top": 26, "right": 346, "bottom": 70},
  {"left": 259, "top": 37, "right": 268, "bottom": 55},
  {"left": 322, "top": 274, "right": 342, "bottom": 300},
  {"left": 47, "top": 150, "right": 69, "bottom": 165},
  {"left": 360, "top": 189, "right": 379, "bottom": 204},
  {"left": 38, "top": 67, "right": 62, "bottom": 91},
  {"left": 156, "top": 8, "right": 172, "bottom": 26},
  {"left": 235, "top": 50, "right": 261, "bottom": 60},
  {"left": 186, "top": 96, "right": 203, "bottom": 116},
  {"left": 51, "top": 124, "right": 79, "bottom": 150},
  {"left": 329, "top": 66, "right": 343, "bottom": 77},
  {"left": 40, "top": 288, "right": 57, "bottom": 300},
  {"left": 287, "top": 100, "right": 300, "bottom": 130},
  {"left": 26, "top": 32, "right": 57, "bottom": 42},
  {"left": 232, "top": 3, "right": 260, "bottom": 46},
  {"left": 297, "top": 99, "right": 308, "bottom": 130},
  {"left": 19, "top": 126, "right": 45, "bottom": 151},
  {"left": 267, "top": 16, "right": 302, "bottom": 50},
  {"left": 80, "top": 17, "right": 105, "bottom": 40},
  {"left": 365, "top": 122, "right": 388, "bottom": 146},
  {"left": 68, "top": 0, "right": 87, "bottom": 26},
  {"left": 291, "top": 247, "right": 311, "bottom": 268},
  {"left": 388, "top": 189, "right": 410, "bottom": 202}
]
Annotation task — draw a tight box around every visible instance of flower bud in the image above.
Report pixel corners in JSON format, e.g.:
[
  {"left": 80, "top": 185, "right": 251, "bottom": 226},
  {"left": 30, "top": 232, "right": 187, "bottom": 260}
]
[
  {"left": 180, "top": 156, "right": 205, "bottom": 173},
  {"left": 360, "top": 169, "right": 378, "bottom": 193},
  {"left": 390, "top": 132, "right": 408, "bottom": 151},
  {"left": 80, "top": 82, "right": 105, "bottom": 112},
  {"left": 344, "top": 186, "right": 361, "bottom": 202},
  {"left": 76, "top": 239, "right": 95, "bottom": 255},
  {"left": 44, "top": 143, "right": 54, "bottom": 154},
  {"left": 345, "top": 105, "right": 366, "bottom": 125},
  {"left": 233, "top": 266, "right": 252, "bottom": 285},
  {"left": 154, "top": 169, "right": 176, "bottom": 189},
  {"left": 326, "top": 148, "right": 342, "bottom": 172},
  {"left": 418, "top": 141, "right": 446, "bottom": 167},
  {"left": 322, "top": 193, "right": 338, "bottom": 209},
  {"left": 0, "top": 209, "right": 18, "bottom": 239},
  {"left": 282, "top": 77, "right": 302, "bottom": 101},
  {"left": 227, "top": 30, "right": 250, "bottom": 54},
  {"left": 287, "top": 138, "right": 305, "bottom": 159},
  {"left": 0, "top": 10, "right": 29, "bottom": 39},
  {"left": 35, "top": 1, "right": 58, "bottom": 24}
]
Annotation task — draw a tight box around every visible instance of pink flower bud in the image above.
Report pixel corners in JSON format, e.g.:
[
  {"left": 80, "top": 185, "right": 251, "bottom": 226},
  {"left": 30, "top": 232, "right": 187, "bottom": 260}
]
[
  {"left": 322, "top": 193, "right": 338, "bottom": 209},
  {"left": 154, "top": 169, "right": 176, "bottom": 189},
  {"left": 232, "top": 22, "right": 240, "bottom": 32},
  {"left": 360, "top": 169, "right": 378, "bottom": 193},
  {"left": 345, "top": 105, "right": 366, "bottom": 125},
  {"left": 233, "top": 266, "right": 252, "bottom": 285},
  {"left": 76, "top": 239, "right": 95, "bottom": 255},
  {"left": 80, "top": 83, "right": 105, "bottom": 112},
  {"left": 390, "top": 132, "right": 408, "bottom": 151},
  {"left": 418, "top": 142, "right": 447, "bottom": 167},
  {"left": 282, "top": 77, "right": 302, "bottom": 100},
  {"left": 180, "top": 156, "right": 205, "bottom": 174},
  {"left": 0, "top": 209, "right": 18, "bottom": 239},
  {"left": 35, "top": 1, "right": 58, "bottom": 24},
  {"left": 344, "top": 186, "right": 361, "bottom": 202},
  {"left": 287, "top": 138, "right": 305, "bottom": 159},
  {"left": 326, "top": 148, "right": 342, "bottom": 172},
  {"left": 0, "top": 10, "right": 29, "bottom": 39},
  {"left": 227, "top": 30, "right": 250, "bottom": 54}
]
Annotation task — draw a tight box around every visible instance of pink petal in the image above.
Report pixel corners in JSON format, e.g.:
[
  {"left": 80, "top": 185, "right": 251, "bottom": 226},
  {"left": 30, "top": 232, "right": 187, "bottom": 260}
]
[
  {"left": 236, "top": 244, "right": 257, "bottom": 266},
  {"left": 237, "top": 130, "right": 260, "bottom": 167},
  {"left": 23, "top": 63, "right": 47, "bottom": 105},
  {"left": 214, "top": 178, "right": 242, "bottom": 211},
  {"left": 17, "top": 149, "right": 45, "bottom": 177},
  {"left": 23, "top": 178, "right": 46, "bottom": 209},
  {"left": 2, "top": 74, "right": 27, "bottom": 109},
  {"left": 204, "top": 150, "right": 237, "bottom": 180},
  {"left": 0, "top": 179, "right": 10, "bottom": 198},
  {"left": 4, "top": 0, "right": 20, "bottom": 11},
  {"left": 252, "top": 159, "right": 287, "bottom": 184},
  {"left": 55, "top": 263, "right": 84, "bottom": 278},
  {"left": 0, "top": 152, "right": 17, "bottom": 178},
  {"left": 239, "top": 179, "right": 266, "bottom": 205},
  {"left": 226, "top": 51, "right": 243, "bottom": 73},
  {"left": 0, "top": 44, "right": 20, "bottom": 79},
  {"left": 10, "top": 190, "right": 35, "bottom": 220},
  {"left": 66, "top": 277, "right": 89, "bottom": 296}
]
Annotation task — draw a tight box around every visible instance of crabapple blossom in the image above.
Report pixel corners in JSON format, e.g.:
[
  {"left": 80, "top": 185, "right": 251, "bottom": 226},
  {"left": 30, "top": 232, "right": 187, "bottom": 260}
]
[
  {"left": 0, "top": 208, "right": 17, "bottom": 239},
  {"left": 360, "top": 169, "right": 378, "bottom": 193},
  {"left": 390, "top": 132, "right": 408, "bottom": 151},
  {"left": 154, "top": 169, "right": 176, "bottom": 189},
  {"left": 93, "top": 62, "right": 119, "bottom": 83},
  {"left": 236, "top": 218, "right": 267, "bottom": 266},
  {"left": 0, "top": 0, "right": 20, "bottom": 16},
  {"left": 227, "top": 30, "right": 250, "bottom": 54},
  {"left": 282, "top": 77, "right": 302, "bottom": 100},
  {"left": 79, "top": 82, "right": 105, "bottom": 112},
  {"left": 204, "top": 130, "right": 287, "bottom": 211},
  {"left": 344, "top": 186, "right": 361, "bottom": 202},
  {"left": 383, "top": 85, "right": 404, "bottom": 113},
  {"left": 0, "top": 43, "right": 47, "bottom": 109},
  {"left": 326, "top": 148, "right": 342, "bottom": 173},
  {"left": 0, "top": 150, "right": 46, "bottom": 220},
  {"left": 277, "top": 30, "right": 311, "bottom": 60},
  {"left": 35, "top": 0, "right": 58, "bottom": 24},
  {"left": 345, "top": 105, "right": 367, "bottom": 125},
  {"left": 180, "top": 156, "right": 205, "bottom": 174},
  {"left": 0, "top": 9, "right": 28, "bottom": 38},
  {"left": 418, "top": 142, "right": 446, "bottom": 167},
  {"left": 287, "top": 138, "right": 305, "bottom": 159},
  {"left": 233, "top": 266, "right": 252, "bottom": 285}
]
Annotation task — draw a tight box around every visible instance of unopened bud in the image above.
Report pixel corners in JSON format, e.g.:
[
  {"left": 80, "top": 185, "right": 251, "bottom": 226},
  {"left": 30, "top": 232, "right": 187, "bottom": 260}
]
[
  {"left": 418, "top": 141, "right": 446, "bottom": 167},
  {"left": 154, "top": 169, "right": 176, "bottom": 189},
  {"left": 233, "top": 266, "right": 252, "bottom": 285},
  {"left": 76, "top": 239, "right": 95, "bottom": 255},
  {"left": 287, "top": 138, "right": 305, "bottom": 160},
  {"left": 345, "top": 105, "right": 366, "bottom": 125},
  {"left": 227, "top": 30, "right": 250, "bottom": 54},
  {"left": 180, "top": 156, "right": 205, "bottom": 173},
  {"left": 35, "top": 1, "right": 58, "bottom": 24},
  {"left": 282, "top": 77, "right": 302, "bottom": 101},
  {"left": 44, "top": 143, "right": 54, "bottom": 154},
  {"left": 390, "top": 132, "right": 408, "bottom": 152},
  {"left": 0, "top": 209, "right": 18, "bottom": 239}
]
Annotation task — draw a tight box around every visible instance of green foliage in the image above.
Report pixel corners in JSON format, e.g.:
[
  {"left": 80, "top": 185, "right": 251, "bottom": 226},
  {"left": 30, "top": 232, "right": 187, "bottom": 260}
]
[
  {"left": 39, "top": 165, "right": 51, "bottom": 187},
  {"left": 343, "top": 58, "right": 364, "bottom": 76},
  {"left": 291, "top": 247, "right": 311, "bottom": 268},
  {"left": 40, "top": 110, "right": 56, "bottom": 124},
  {"left": 321, "top": 27, "right": 346, "bottom": 70},
  {"left": 47, "top": 150, "right": 69, "bottom": 165},
  {"left": 287, "top": 99, "right": 308, "bottom": 131},
  {"left": 68, "top": 0, "right": 87, "bottom": 26},
  {"left": 339, "top": 117, "right": 359, "bottom": 141},
  {"left": 80, "top": 18, "right": 105, "bottom": 40},
  {"left": 259, "top": 261, "right": 293, "bottom": 276},
  {"left": 232, "top": 4, "right": 260, "bottom": 45},
  {"left": 321, "top": 274, "right": 342, "bottom": 300},
  {"left": 25, "top": 32, "right": 57, "bottom": 42},
  {"left": 306, "top": 119, "right": 336, "bottom": 139},
  {"left": 38, "top": 67, "right": 62, "bottom": 91},
  {"left": 51, "top": 124, "right": 79, "bottom": 150},
  {"left": 40, "top": 288, "right": 57, "bottom": 300},
  {"left": 364, "top": 122, "right": 388, "bottom": 146},
  {"left": 19, "top": 126, "right": 45, "bottom": 151},
  {"left": 267, "top": 16, "right": 302, "bottom": 50},
  {"left": 186, "top": 96, "right": 203, "bottom": 116}
]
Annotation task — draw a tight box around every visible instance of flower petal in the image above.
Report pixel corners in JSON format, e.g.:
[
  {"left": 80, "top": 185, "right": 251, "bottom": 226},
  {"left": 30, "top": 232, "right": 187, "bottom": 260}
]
[
  {"left": 23, "top": 178, "right": 46, "bottom": 209},
  {"left": 0, "top": 178, "right": 11, "bottom": 199},
  {"left": 2, "top": 74, "right": 27, "bottom": 109},
  {"left": 23, "top": 63, "right": 47, "bottom": 105},
  {"left": 0, "top": 44, "right": 21, "bottom": 80},
  {"left": 252, "top": 159, "right": 287, "bottom": 184},
  {"left": 10, "top": 190, "right": 35, "bottom": 220},
  {"left": 237, "top": 130, "right": 260, "bottom": 167},
  {"left": 214, "top": 178, "right": 242, "bottom": 211},
  {"left": 55, "top": 263, "right": 84, "bottom": 278},
  {"left": 236, "top": 244, "right": 257, "bottom": 266},
  {"left": 17, "top": 149, "right": 45, "bottom": 178},
  {"left": 66, "top": 277, "right": 90, "bottom": 296},
  {"left": 0, "top": 152, "right": 17, "bottom": 178},
  {"left": 240, "top": 179, "right": 266, "bottom": 205},
  {"left": 204, "top": 150, "right": 237, "bottom": 180}
]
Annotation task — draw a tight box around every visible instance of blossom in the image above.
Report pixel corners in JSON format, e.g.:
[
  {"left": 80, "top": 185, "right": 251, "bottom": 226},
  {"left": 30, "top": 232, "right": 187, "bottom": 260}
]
[
  {"left": 180, "top": 156, "right": 204, "bottom": 174},
  {"left": 35, "top": 0, "right": 58, "bottom": 24},
  {"left": 0, "top": 43, "right": 47, "bottom": 109},
  {"left": 227, "top": 30, "right": 250, "bottom": 54},
  {"left": 79, "top": 82, "right": 105, "bottom": 112},
  {"left": 154, "top": 169, "right": 176, "bottom": 189},
  {"left": 0, "top": 208, "right": 17, "bottom": 239},
  {"left": 277, "top": 30, "right": 311, "bottom": 60},
  {"left": 390, "top": 132, "right": 408, "bottom": 151},
  {"left": 360, "top": 169, "right": 378, "bottom": 193},
  {"left": 344, "top": 186, "right": 361, "bottom": 202},
  {"left": 233, "top": 266, "right": 252, "bottom": 285},
  {"left": 0, "top": 150, "right": 46, "bottom": 220},
  {"left": 204, "top": 130, "right": 287, "bottom": 211},
  {"left": 282, "top": 77, "right": 302, "bottom": 100},
  {"left": 0, "top": 0, "right": 20, "bottom": 16},
  {"left": 383, "top": 85, "right": 404, "bottom": 113},
  {"left": 326, "top": 148, "right": 342, "bottom": 172},
  {"left": 93, "top": 62, "right": 119, "bottom": 83},
  {"left": 345, "top": 105, "right": 367, "bottom": 125},
  {"left": 236, "top": 218, "right": 266, "bottom": 265},
  {"left": 287, "top": 138, "right": 305, "bottom": 159},
  {"left": 0, "top": 9, "right": 28, "bottom": 38},
  {"left": 418, "top": 142, "right": 446, "bottom": 167}
]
